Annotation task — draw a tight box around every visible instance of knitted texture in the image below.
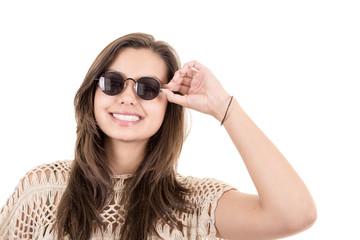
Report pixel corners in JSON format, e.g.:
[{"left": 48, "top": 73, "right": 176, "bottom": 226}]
[{"left": 0, "top": 161, "right": 233, "bottom": 239}]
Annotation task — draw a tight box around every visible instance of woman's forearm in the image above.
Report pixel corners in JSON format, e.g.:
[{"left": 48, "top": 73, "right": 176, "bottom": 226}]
[{"left": 222, "top": 98, "right": 316, "bottom": 227}]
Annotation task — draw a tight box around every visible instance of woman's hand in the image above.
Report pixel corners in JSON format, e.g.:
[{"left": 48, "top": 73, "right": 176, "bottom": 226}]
[{"left": 162, "top": 60, "right": 231, "bottom": 122}]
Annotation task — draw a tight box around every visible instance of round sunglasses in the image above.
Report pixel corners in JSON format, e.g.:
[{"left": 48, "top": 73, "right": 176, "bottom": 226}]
[{"left": 96, "top": 72, "right": 162, "bottom": 100}]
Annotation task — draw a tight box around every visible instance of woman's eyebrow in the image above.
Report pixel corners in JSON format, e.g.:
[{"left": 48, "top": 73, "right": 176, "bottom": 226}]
[{"left": 106, "top": 69, "right": 125, "bottom": 76}]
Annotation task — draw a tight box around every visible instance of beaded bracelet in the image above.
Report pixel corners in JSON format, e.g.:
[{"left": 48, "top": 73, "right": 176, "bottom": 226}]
[{"left": 220, "top": 96, "right": 234, "bottom": 125}]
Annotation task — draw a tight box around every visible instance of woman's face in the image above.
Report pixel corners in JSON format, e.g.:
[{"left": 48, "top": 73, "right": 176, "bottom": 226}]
[{"left": 94, "top": 47, "right": 168, "bottom": 144}]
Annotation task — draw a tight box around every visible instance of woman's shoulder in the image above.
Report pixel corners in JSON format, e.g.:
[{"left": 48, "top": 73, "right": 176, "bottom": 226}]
[
  {"left": 11, "top": 160, "right": 72, "bottom": 201},
  {"left": 176, "top": 174, "right": 235, "bottom": 202},
  {"left": 177, "top": 173, "right": 234, "bottom": 190},
  {"left": 22, "top": 160, "right": 72, "bottom": 187},
  {"left": 29, "top": 159, "right": 73, "bottom": 174},
  {"left": 2, "top": 160, "right": 72, "bottom": 207}
]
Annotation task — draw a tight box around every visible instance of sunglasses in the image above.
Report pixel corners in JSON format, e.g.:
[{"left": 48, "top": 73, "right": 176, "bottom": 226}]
[{"left": 96, "top": 72, "right": 163, "bottom": 100}]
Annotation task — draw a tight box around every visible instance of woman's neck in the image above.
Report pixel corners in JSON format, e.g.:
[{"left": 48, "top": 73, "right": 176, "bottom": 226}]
[{"left": 104, "top": 138, "right": 147, "bottom": 175}]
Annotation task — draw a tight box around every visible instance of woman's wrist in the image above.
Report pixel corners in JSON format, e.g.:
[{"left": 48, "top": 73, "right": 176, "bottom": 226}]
[
  {"left": 210, "top": 93, "right": 232, "bottom": 122},
  {"left": 220, "top": 96, "right": 234, "bottom": 125}
]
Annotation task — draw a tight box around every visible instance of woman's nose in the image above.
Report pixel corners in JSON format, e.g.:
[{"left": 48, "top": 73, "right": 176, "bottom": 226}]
[{"left": 117, "top": 79, "right": 137, "bottom": 105}]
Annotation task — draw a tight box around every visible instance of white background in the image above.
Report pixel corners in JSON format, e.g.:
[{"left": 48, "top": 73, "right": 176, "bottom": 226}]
[{"left": 0, "top": 0, "right": 359, "bottom": 239}]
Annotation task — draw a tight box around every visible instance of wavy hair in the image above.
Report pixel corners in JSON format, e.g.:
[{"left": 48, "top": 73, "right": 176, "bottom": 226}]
[{"left": 56, "top": 33, "right": 191, "bottom": 239}]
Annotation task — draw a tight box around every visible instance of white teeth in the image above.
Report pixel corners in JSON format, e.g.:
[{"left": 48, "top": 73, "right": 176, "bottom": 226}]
[{"left": 112, "top": 113, "right": 140, "bottom": 122}]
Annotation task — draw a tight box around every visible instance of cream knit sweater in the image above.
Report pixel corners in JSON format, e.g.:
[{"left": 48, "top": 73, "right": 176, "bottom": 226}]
[{"left": 0, "top": 160, "right": 233, "bottom": 239}]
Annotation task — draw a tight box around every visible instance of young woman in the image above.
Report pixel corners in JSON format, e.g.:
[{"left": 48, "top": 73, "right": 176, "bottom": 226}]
[{"left": 0, "top": 33, "right": 316, "bottom": 240}]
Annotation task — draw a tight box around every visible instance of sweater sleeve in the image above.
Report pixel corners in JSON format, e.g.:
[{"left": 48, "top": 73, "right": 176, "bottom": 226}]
[
  {"left": 0, "top": 161, "right": 70, "bottom": 239},
  {"left": 179, "top": 175, "right": 235, "bottom": 239}
]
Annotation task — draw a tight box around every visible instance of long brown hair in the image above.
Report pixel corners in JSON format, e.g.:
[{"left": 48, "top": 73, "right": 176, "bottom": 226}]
[{"left": 56, "top": 33, "right": 191, "bottom": 239}]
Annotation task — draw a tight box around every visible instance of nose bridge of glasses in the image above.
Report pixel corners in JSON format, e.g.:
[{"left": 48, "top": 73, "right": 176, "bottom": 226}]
[
  {"left": 124, "top": 77, "right": 136, "bottom": 85},
  {"left": 122, "top": 78, "right": 138, "bottom": 97},
  {"left": 123, "top": 77, "right": 137, "bottom": 90}
]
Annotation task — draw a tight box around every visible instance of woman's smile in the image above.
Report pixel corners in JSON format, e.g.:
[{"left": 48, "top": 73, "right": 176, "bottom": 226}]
[
  {"left": 110, "top": 112, "right": 142, "bottom": 127},
  {"left": 112, "top": 113, "right": 141, "bottom": 122}
]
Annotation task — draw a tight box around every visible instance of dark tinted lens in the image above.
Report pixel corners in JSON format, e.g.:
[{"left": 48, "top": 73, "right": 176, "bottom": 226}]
[
  {"left": 99, "top": 72, "right": 124, "bottom": 96},
  {"left": 136, "top": 77, "right": 161, "bottom": 100}
]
